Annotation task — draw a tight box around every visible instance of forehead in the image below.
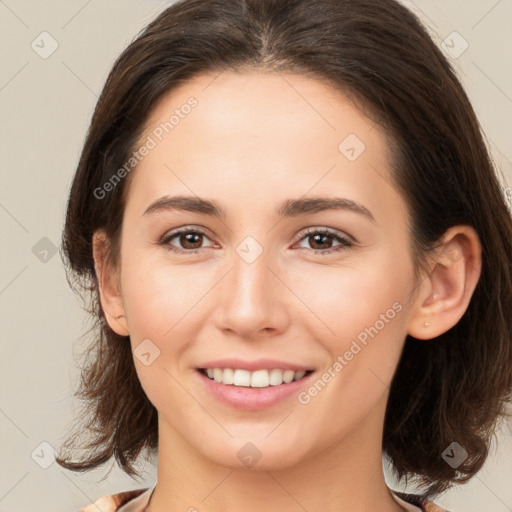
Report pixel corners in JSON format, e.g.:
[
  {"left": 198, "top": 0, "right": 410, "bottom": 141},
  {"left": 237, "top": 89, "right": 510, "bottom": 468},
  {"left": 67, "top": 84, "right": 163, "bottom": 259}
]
[
  {"left": 124, "top": 70, "right": 402, "bottom": 226},
  {"left": 141, "top": 69, "right": 387, "bottom": 153}
]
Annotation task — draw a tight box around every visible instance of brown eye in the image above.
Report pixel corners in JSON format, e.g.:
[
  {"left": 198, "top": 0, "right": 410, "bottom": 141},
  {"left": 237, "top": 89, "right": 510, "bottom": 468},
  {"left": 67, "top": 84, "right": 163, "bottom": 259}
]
[
  {"left": 160, "top": 228, "right": 213, "bottom": 254},
  {"left": 296, "top": 228, "right": 353, "bottom": 255},
  {"left": 176, "top": 232, "right": 204, "bottom": 250},
  {"left": 307, "top": 232, "right": 334, "bottom": 250}
]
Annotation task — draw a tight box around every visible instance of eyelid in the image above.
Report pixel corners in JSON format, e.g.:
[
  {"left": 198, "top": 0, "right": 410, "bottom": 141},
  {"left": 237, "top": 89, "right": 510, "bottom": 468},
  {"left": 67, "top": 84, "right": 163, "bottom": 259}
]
[
  {"left": 159, "top": 225, "right": 356, "bottom": 257},
  {"left": 159, "top": 225, "right": 210, "bottom": 243},
  {"left": 295, "top": 226, "right": 355, "bottom": 245},
  {"left": 159, "top": 226, "right": 353, "bottom": 246}
]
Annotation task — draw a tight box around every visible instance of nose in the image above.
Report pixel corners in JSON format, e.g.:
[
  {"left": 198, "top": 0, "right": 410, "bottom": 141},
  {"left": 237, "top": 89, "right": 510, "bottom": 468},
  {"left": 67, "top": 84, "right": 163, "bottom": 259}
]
[{"left": 212, "top": 242, "right": 291, "bottom": 340}]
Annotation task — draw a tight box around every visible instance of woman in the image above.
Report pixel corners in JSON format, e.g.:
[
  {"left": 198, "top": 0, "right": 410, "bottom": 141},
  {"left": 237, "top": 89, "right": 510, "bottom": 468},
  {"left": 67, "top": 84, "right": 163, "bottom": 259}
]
[{"left": 56, "top": 0, "right": 512, "bottom": 511}]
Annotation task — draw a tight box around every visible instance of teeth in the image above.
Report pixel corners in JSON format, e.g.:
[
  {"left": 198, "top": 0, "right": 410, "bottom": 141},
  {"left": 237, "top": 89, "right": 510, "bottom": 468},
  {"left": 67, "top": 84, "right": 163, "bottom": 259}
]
[
  {"left": 233, "top": 369, "right": 251, "bottom": 386},
  {"left": 203, "top": 368, "right": 309, "bottom": 387},
  {"left": 250, "top": 369, "right": 269, "bottom": 388},
  {"left": 222, "top": 368, "right": 234, "bottom": 384},
  {"left": 283, "top": 370, "right": 295, "bottom": 383},
  {"left": 269, "top": 368, "right": 283, "bottom": 385}
]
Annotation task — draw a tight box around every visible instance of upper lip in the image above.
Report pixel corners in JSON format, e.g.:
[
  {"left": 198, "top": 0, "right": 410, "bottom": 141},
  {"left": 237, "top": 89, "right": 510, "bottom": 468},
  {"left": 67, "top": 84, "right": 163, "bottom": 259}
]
[{"left": 197, "top": 358, "right": 314, "bottom": 372}]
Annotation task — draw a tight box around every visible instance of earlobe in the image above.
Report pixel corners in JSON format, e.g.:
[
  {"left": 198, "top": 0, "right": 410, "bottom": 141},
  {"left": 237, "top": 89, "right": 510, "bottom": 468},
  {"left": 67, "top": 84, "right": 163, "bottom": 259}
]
[
  {"left": 407, "top": 225, "right": 482, "bottom": 341},
  {"left": 92, "top": 230, "right": 129, "bottom": 337}
]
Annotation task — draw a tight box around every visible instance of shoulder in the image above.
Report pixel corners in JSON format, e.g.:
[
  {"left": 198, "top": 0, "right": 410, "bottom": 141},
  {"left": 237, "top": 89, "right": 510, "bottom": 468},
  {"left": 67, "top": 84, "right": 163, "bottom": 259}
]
[
  {"left": 78, "top": 487, "right": 150, "bottom": 512},
  {"left": 79, "top": 486, "right": 451, "bottom": 512},
  {"left": 393, "top": 490, "right": 453, "bottom": 512}
]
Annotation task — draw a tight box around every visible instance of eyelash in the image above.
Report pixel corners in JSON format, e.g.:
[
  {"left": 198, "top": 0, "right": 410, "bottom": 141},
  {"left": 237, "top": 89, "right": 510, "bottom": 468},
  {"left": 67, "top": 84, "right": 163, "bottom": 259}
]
[{"left": 158, "top": 226, "right": 354, "bottom": 256}]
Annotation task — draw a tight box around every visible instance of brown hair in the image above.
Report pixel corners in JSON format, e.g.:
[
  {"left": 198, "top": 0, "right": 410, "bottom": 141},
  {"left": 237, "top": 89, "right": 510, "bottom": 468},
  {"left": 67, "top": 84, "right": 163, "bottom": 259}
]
[{"left": 56, "top": 0, "right": 512, "bottom": 498}]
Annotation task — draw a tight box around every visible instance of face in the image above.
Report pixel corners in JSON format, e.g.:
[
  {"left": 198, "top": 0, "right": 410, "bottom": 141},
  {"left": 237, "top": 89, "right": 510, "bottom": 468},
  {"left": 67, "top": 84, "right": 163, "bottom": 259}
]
[{"left": 104, "top": 70, "right": 423, "bottom": 470}]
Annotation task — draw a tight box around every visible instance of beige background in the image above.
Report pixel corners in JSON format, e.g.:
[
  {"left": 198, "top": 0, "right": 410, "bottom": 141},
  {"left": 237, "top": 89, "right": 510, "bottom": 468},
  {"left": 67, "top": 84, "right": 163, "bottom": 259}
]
[{"left": 1, "top": 1, "right": 511, "bottom": 511}]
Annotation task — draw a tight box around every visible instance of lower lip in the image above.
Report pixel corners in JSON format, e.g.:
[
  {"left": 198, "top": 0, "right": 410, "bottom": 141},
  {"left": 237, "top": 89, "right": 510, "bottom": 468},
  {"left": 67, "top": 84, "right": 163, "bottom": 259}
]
[{"left": 197, "top": 370, "right": 314, "bottom": 410}]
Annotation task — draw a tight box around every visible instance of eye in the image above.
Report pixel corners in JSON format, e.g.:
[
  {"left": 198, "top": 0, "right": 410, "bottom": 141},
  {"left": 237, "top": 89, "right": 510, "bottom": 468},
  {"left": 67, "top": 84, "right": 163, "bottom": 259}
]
[
  {"left": 158, "top": 226, "right": 354, "bottom": 256},
  {"left": 159, "top": 227, "right": 215, "bottom": 254},
  {"left": 294, "top": 227, "right": 354, "bottom": 255}
]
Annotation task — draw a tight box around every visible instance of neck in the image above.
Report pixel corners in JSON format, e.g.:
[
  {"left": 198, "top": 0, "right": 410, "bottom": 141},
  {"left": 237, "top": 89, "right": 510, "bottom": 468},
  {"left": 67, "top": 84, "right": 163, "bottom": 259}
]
[{"left": 147, "top": 397, "right": 405, "bottom": 512}]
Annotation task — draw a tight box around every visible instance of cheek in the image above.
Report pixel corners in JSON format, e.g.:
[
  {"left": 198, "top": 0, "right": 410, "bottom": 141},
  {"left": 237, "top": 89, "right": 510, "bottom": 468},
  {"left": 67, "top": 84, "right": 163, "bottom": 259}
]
[
  {"left": 293, "top": 272, "right": 408, "bottom": 440},
  {"left": 119, "top": 255, "right": 207, "bottom": 408},
  {"left": 288, "top": 253, "right": 411, "bottom": 342},
  {"left": 120, "top": 246, "right": 211, "bottom": 338},
  {"left": 288, "top": 252, "right": 412, "bottom": 400},
  {"left": 120, "top": 235, "right": 413, "bottom": 351}
]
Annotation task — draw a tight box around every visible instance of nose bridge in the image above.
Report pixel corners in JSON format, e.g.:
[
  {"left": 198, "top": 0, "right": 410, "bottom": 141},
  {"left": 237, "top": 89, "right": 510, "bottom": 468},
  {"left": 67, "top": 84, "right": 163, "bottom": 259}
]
[
  {"left": 215, "top": 234, "right": 286, "bottom": 335},
  {"left": 230, "top": 235, "right": 273, "bottom": 311}
]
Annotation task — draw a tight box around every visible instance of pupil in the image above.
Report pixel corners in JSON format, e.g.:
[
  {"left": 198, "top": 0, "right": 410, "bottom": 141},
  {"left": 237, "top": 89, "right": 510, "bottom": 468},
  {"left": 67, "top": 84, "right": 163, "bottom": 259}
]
[
  {"left": 311, "top": 234, "right": 330, "bottom": 249},
  {"left": 183, "top": 233, "right": 201, "bottom": 248}
]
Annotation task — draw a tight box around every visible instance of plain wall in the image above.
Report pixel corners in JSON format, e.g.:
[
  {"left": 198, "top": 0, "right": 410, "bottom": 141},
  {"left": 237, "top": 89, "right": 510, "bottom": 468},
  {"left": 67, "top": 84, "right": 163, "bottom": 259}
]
[{"left": 1, "top": 1, "right": 511, "bottom": 511}]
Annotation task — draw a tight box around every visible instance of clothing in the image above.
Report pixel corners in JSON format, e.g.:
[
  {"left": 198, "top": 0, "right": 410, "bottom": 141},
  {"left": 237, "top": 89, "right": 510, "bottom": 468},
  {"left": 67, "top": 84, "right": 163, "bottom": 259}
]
[{"left": 77, "top": 484, "right": 451, "bottom": 511}]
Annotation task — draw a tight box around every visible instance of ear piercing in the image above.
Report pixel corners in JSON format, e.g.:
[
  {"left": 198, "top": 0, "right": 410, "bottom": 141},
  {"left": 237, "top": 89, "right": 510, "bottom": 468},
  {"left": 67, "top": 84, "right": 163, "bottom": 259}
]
[{"left": 424, "top": 319, "right": 430, "bottom": 327}]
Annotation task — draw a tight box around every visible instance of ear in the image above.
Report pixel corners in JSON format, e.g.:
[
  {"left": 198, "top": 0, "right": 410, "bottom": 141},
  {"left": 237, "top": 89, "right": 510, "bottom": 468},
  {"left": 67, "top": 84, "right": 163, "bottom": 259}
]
[
  {"left": 92, "top": 229, "right": 129, "bottom": 336},
  {"left": 407, "top": 225, "right": 482, "bottom": 340}
]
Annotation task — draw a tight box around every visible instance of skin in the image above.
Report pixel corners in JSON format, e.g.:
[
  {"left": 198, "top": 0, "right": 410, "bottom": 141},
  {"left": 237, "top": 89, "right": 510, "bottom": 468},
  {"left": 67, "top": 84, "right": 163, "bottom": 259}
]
[{"left": 93, "top": 70, "right": 482, "bottom": 512}]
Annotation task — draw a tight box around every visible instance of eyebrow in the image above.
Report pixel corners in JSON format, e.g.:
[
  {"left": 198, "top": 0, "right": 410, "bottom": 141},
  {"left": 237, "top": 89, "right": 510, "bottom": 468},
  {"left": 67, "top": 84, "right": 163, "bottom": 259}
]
[{"left": 142, "top": 195, "right": 376, "bottom": 222}]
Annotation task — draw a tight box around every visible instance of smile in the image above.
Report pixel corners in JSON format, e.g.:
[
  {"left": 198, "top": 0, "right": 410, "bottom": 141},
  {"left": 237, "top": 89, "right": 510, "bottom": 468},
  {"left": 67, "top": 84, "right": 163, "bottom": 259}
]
[{"left": 200, "top": 368, "right": 313, "bottom": 387}]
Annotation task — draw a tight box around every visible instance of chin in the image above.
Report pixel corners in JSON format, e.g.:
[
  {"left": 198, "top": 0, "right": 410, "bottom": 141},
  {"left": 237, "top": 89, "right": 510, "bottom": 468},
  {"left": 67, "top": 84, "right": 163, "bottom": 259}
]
[{"left": 197, "top": 435, "right": 308, "bottom": 471}]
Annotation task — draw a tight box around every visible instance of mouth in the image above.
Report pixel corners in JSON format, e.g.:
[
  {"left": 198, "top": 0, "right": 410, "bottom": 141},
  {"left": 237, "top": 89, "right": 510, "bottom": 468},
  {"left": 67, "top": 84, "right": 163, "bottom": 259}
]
[
  {"left": 195, "top": 359, "right": 317, "bottom": 410},
  {"left": 198, "top": 367, "right": 315, "bottom": 388}
]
